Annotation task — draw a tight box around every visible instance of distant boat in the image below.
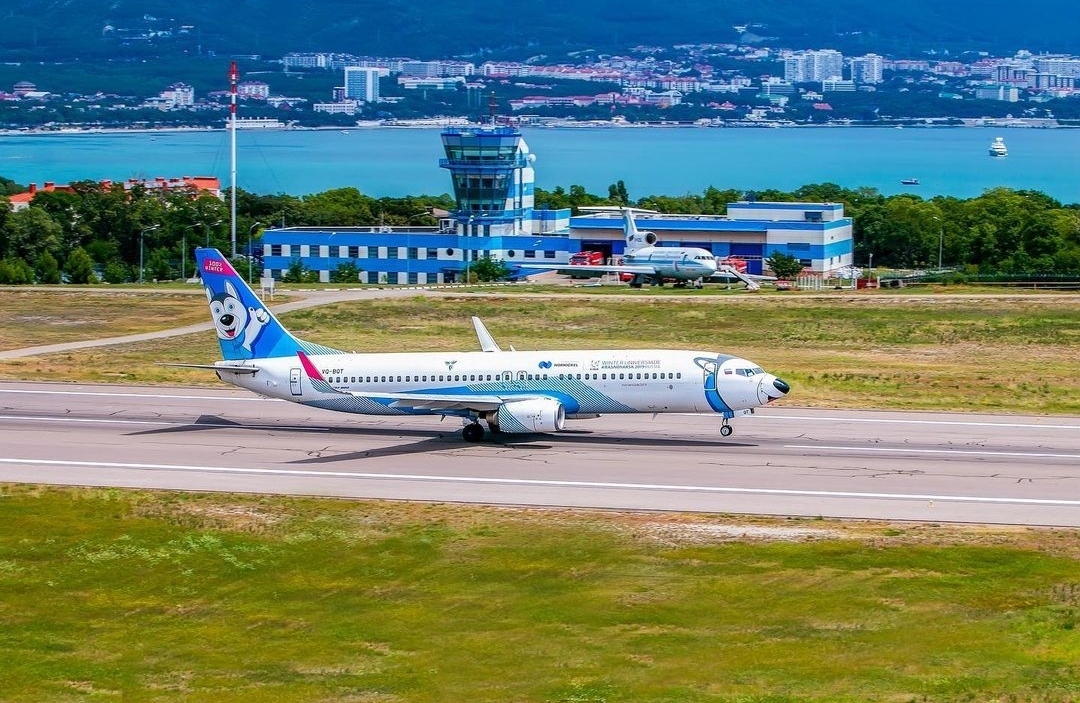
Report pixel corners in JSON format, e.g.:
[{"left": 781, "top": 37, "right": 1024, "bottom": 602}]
[
  {"left": 900, "top": 178, "right": 920, "bottom": 186},
  {"left": 989, "top": 136, "right": 1008, "bottom": 157}
]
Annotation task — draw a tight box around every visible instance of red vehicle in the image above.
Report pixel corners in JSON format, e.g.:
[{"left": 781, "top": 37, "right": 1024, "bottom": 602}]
[
  {"left": 567, "top": 250, "right": 606, "bottom": 278},
  {"left": 569, "top": 250, "right": 604, "bottom": 266}
]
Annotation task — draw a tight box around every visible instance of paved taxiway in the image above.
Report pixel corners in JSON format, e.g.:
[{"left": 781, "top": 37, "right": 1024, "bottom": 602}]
[{"left": 1, "top": 381, "right": 1079, "bottom": 526}]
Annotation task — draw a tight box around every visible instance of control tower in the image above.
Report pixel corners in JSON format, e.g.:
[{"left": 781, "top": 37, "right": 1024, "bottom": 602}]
[{"left": 439, "top": 125, "right": 535, "bottom": 236}]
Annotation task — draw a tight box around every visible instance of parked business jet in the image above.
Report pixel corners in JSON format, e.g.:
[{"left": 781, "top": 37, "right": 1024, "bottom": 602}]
[
  {"left": 179, "top": 248, "right": 790, "bottom": 442},
  {"left": 521, "top": 207, "right": 771, "bottom": 289}
]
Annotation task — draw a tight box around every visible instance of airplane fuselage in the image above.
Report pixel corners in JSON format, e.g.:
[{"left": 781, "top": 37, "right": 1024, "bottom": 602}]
[
  {"left": 192, "top": 245, "right": 790, "bottom": 441},
  {"left": 622, "top": 246, "right": 717, "bottom": 281},
  {"left": 222, "top": 348, "right": 782, "bottom": 420}
]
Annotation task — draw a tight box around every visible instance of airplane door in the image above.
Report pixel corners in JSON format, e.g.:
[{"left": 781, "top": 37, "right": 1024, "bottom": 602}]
[
  {"left": 697, "top": 358, "right": 718, "bottom": 413},
  {"left": 290, "top": 367, "right": 302, "bottom": 396},
  {"left": 501, "top": 371, "right": 513, "bottom": 381}
]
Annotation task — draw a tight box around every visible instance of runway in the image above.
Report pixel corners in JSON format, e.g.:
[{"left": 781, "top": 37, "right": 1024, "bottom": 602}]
[{"left": 1, "top": 381, "right": 1079, "bottom": 526}]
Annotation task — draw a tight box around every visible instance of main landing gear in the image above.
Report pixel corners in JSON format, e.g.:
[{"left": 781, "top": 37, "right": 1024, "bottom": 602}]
[
  {"left": 462, "top": 422, "right": 485, "bottom": 443},
  {"left": 719, "top": 419, "right": 733, "bottom": 437}
]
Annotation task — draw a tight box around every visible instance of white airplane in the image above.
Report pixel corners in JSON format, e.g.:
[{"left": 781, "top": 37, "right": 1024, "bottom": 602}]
[
  {"left": 179, "top": 248, "right": 790, "bottom": 442},
  {"left": 520, "top": 207, "right": 771, "bottom": 289}
]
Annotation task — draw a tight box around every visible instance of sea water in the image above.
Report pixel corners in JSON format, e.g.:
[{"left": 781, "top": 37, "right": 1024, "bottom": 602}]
[{"left": 2, "top": 126, "right": 1078, "bottom": 204}]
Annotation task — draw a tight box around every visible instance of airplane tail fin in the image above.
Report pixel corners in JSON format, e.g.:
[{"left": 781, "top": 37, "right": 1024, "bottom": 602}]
[
  {"left": 195, "top": 248, "right": 343, "bottom": 361},
  {"left": 622, "top": 207, "right": 657, "bottom": 254}
]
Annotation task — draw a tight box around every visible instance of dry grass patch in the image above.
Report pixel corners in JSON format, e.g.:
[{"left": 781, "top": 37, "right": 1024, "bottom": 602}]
[{"left": 0, "top": 289, "right": 208, "bottom": 350}]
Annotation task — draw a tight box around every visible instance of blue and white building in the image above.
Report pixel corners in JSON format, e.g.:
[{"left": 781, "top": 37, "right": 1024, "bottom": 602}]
[
  {"left": 567, "top": 203, "right": 853, "bottom": 275},
  {"left": 259, "top": 124, "right": 853, "bottom": 283}
]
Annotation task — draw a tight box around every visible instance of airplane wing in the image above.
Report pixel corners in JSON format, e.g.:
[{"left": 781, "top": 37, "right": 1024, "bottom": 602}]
[
  {"left": 295, "top": 351, "right": 548, "bottom": 414},
  {"left": 708, "top": 267, "right": 777, "bottom": 282},
  {"left": 517, "top": 263, "right": 657, "bottom": 276},
  {"left": 355, "top": 391, "right": 553, "bottom": 413},
  {"left": 707, "top": 266, "right": 776, "bottom": 292},
  {"left": 158, "top": 362, "right": 262, "bottom": 375}
]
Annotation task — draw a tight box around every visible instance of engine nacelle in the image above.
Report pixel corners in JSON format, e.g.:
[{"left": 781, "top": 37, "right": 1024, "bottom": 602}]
[{"left": 496, "top": 399, "right": 566, "bottom": 433}]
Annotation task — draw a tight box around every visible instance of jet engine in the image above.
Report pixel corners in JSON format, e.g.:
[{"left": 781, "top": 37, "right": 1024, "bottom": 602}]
[{"left": 495, "top": 398, "right": 566, "bottom": 433}]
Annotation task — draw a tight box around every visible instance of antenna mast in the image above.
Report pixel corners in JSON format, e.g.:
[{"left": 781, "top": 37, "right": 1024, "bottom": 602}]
[{"left": 229, "top": 60, "right": 239, "bottom": 258}]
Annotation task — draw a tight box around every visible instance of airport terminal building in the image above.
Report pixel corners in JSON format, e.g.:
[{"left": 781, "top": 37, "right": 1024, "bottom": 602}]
[{"left": 260, "top": 125, "right": 853, "bottom": 283}]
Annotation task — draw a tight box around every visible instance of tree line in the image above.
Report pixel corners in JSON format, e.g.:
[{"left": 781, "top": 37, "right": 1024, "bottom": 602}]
[
  {"left": 0, "top": 181, "right": 454, "bottom": 283},
  {"left": 1, "top": 176, "right": 1078, "bottom": 284}
]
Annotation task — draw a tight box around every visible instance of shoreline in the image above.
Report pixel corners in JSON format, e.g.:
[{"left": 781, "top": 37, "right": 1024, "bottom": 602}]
[{"left": 2, "top": 116, "right": 1074, "bottom": 137}]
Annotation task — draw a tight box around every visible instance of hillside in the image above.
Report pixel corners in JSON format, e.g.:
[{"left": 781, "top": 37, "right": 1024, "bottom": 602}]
[{"left": 1, "top": 0, "right": 1077, "bottom": 63}]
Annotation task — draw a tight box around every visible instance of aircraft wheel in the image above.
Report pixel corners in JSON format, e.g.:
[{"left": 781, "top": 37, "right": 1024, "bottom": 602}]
[
  {"left": 462, "top": 423, "right": 485, "bottom": 443},
  {"left": 719, "top": 424, "right": 733, "bottom": 437}
]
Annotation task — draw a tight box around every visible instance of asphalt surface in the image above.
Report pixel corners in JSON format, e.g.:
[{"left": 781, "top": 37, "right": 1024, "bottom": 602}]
[{"left": 2, "top": 381, "right": 1078, "bottom": 526}]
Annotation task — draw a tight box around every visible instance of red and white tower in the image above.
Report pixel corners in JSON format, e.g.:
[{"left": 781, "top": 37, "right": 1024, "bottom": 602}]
[{"left": 229, "top": 61, "right": 239, "bottom": 258}]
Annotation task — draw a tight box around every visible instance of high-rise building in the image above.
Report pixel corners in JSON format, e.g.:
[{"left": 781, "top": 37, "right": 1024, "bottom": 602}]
[
  {"left": 850, "top": 54, "right": 884, "bottom": 84},
  {"left": 784, "top": 50, "right": 845, "bottom": 83},
  {"left": 343, "top": 67, "right": 381, "bottom": 102},
  {"left": 805, "top": 50, "right": 844, "bottom": 82},
  {"left": 783, "top": 55, "right": 808, "bottom": 83}
]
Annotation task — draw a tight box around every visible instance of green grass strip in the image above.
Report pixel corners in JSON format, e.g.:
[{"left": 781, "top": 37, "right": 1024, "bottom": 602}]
[{"left": 2, "top": 485, "right": 1080, "bottom": 702}]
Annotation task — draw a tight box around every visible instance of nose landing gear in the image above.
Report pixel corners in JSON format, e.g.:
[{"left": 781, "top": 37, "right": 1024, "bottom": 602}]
[{"left": 719, "top": 419, "right": 733, "bottom": 437}]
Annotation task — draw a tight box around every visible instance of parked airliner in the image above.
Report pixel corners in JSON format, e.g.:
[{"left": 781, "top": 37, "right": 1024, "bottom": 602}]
[
  {"left": 180, "top": 248, "right": 790, "bottom": 442},
  {"left": 521, "top": 207, "right": 772, "bottom": 289}
]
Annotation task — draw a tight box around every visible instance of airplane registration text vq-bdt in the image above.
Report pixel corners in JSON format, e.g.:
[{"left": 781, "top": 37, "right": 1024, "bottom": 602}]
[{"left": 171, "top": 247, "right": 790, "bottom": 443}]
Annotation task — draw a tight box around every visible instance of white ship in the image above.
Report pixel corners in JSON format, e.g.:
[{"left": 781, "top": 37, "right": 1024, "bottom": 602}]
[{"left": 989, "top": 136, "right": 1008, "bottom": 157}]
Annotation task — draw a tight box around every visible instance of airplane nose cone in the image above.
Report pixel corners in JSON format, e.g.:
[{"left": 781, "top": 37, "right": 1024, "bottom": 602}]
[{"left": 772, "top": 378, "right": 790, "bottom": 395}]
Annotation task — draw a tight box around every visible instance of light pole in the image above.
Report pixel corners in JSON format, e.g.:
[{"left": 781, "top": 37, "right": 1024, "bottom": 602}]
[
  {"left": 932, "top": 215, "right": 943, "bottom": 269},
  {"left": 181, "top": 223, "right": 200, "bottom": 281},
  {"left": 205, "top": 219, "right": 222, "bottom": 248},
  {"left": 247, "top": 221, "right": 262, "bottom": 283},
  {"left": 139, "top": 224, "right": 159, "bottom": 283},
  {"left": 937, "top": 223, "right": 944, "bottom": 269}
]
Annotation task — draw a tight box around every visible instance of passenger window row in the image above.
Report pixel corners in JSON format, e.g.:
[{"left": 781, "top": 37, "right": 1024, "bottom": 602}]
[{"left": 326, "top": 371, "right": 683, "bottom": 385}]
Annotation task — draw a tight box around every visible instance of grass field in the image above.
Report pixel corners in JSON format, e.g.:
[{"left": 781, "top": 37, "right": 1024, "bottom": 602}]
[
  {"left": 0, "top": 289, "right": 208, "bottom": 352},
  {"left": 1, "top": 289, "right": 1077, "bottom": 414},
  {"left": 3, "top": 485, "right": 1080, "bottom": 703},
  {"left": 2, "top": 290, "right": 1080, "bottom": 700}
]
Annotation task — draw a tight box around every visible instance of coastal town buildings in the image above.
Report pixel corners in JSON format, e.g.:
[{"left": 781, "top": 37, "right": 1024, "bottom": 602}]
[
  {"left": 3, "top": 41, "right": 1079, "bottom": 131},
  {"left": 6, "top": 176, "right": 222, "bottom": 212}
]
